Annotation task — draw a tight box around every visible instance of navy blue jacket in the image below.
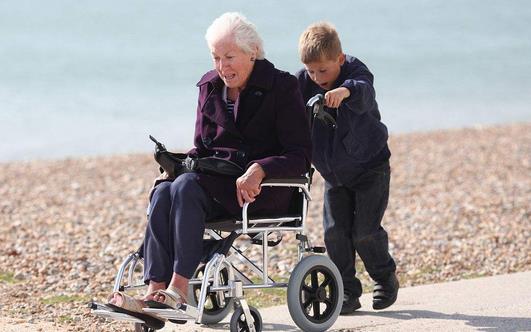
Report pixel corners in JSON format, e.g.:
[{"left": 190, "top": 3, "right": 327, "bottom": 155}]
[{"left": 296, "top": 55, "right": 390, "bottom": 186}]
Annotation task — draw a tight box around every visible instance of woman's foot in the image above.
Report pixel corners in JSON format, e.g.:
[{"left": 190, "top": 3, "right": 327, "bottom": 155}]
[
  {"left": 106, "top": 291, "right": 165, "bottom": 329},
  {"left": 145, "top": 285, "right": 187, "bottom": 309},
  {"left": 146, "top": 273, "right": 189, "bottom": 308},
  {"left": 107, "top": 292, "right": 146, "bottom": 313},
  {"left": 107, "top": 280, "right": 166, "bottom": 310},
  {"left": 144, "top": 281, "right": 166, "bottom": 302},
  {"left": 144, "top": 284, "right": 189, "bottom": 325}
]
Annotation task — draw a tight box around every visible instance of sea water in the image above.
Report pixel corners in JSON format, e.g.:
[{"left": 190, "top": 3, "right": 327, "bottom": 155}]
[{"left": 1, "top": 0, "right": 530, "bottom": 161}]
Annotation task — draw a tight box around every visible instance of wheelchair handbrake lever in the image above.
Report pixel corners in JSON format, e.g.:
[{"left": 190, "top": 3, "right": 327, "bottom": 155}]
[
  {"left": 149, "top": 135, "right": 167, "bottom": 152},
  {"left": 316, "top": 111, "right": 337, "bottom": 128},
  {"left": 306, "top": 94, "right": 337, "bottom": 128}
]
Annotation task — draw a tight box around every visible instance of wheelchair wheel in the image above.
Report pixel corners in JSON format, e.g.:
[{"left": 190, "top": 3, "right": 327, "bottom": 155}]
[
  {"left": 134, "top": 323, "right": 156, "bottom": 332},
  {"left": 229, "top": 306, "right": 262, "bottom": 332},
  {"left": 287, "top": 255, "right": 343, "bottom": 332},
  {"left": 187, "top": 265, "right": 234, "bottom": 324}
]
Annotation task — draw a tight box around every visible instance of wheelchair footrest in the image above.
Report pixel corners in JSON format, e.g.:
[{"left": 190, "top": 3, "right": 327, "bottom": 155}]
[
  {"left": 143, "top": 304, "right": 199, "bottom": 321},
  {"left": 90, "top": 302, "right": 145, "bottom": 324}
]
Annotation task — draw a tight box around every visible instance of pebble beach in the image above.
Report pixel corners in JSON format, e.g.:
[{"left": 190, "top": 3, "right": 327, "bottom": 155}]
[{"left": 0, "top": 123, "right": 529, "bottom": 331}]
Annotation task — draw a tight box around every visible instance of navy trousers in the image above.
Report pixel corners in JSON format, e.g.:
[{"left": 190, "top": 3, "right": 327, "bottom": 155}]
[
  {"left": 323, "top": 161, "right": 396, "bottom": 298},
  {"left": 143, "top": 173, "right": 228, "bottom": 283}
]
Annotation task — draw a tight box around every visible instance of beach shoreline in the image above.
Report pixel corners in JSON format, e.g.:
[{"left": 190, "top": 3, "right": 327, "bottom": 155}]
[{"left": 0, "top": 123, "right": 529, "bottom": 331}]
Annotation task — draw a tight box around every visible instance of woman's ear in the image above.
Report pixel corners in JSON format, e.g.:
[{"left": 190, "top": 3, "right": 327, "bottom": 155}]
[{"left": 250, "top": 47, "right": 258, "bottom": 61}]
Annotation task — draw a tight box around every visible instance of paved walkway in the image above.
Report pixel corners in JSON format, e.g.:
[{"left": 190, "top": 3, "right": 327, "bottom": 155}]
[
  {"left": 4, "top": 272, "right": 528, "bottom": 331},
  {"left": 163, "top": 271, "right": 531, "bottom": 331}
]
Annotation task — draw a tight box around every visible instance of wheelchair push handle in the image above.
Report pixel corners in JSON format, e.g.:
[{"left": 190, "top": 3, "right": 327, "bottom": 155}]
[
  {"left": 306, "top": 93, "right": 324, "bottom": 114},
  {"left": 306, "top": 94, "right": 337, "bottom": 128}
]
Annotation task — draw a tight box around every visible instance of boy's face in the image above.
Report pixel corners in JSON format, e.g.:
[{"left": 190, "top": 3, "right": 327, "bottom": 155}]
[{"left": 304, "top": 54, "right": 345, "bottom": 91}]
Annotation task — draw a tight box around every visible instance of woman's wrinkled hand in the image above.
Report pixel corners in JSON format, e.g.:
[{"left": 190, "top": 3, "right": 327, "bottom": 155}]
[
  {"left": 155, "top": 171, "right": 170, "bottom": 182},
  {"left": 236, "top": 163, "right": 266, "bottom": 207}
]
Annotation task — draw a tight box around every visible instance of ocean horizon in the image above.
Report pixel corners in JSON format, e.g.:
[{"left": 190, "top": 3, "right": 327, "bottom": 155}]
[{"left": 1, "top": 0, "right": 530, "bottom": 162}]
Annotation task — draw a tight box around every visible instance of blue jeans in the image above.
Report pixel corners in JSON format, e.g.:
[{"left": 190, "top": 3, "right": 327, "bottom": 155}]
[{"left": 323, "top": 161, "right": 396, "bottom": 298}]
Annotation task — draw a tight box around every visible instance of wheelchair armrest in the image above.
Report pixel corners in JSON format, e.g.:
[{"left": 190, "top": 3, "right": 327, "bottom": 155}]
[
  {"left": 236, "top": 176, "right": 312, "bottom": 234},
  {"left": 260, "top": 177, "right": 311, "bottom": 201},
  {"left": 261, "top": 177, "right": 309, "bottom": 185}
]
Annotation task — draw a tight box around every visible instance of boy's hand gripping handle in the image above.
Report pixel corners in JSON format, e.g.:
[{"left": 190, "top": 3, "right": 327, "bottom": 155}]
[{"left": 306, "top": 94, "right": 337, "bottom": 128}]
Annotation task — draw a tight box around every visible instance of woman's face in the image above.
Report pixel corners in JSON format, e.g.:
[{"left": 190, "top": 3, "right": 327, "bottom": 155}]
[{"left": 210, "top": 36, "right": 256, "bottom": 90}]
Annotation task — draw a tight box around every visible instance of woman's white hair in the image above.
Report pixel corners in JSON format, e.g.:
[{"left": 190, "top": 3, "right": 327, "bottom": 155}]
[{"left": 205, "top": 12, "right": 265, "bottom": 60}]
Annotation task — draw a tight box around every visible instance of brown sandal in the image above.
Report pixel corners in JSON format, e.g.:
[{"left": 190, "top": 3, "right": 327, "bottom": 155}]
[
  {"left": 106, "top": 292, "right": 165, "bottom": 329},
  {"left": 107, "top": 291, "right": 146, "bottom": 313},
  {"left": 144, "top": 285, "right": 188, "bottom": 310}
]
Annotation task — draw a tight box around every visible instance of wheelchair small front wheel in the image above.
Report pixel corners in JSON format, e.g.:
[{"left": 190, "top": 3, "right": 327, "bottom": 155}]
[
  {"left": 187, "top": 264, "right": 234, "bottom": 324},
  {"left": 134, "top": 323, "right": 156, "bottom": 332},
  {"left": 229, "top": 305, "right": 262, "bottom": 332},
  {"left": 287, "top": 255, "right": 343, "bottom": 332}
]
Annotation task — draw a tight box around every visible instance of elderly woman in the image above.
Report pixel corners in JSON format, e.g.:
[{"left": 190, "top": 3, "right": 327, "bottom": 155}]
[{"left": 107, "top": 12, "right": 311, "bottom": 314}]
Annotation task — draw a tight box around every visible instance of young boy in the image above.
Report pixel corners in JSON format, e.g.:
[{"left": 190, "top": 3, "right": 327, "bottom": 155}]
[{"left": 296, "top": 22, "right": 398, "bottom": 314}]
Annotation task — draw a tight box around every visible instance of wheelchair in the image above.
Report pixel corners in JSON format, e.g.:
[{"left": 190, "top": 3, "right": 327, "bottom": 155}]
[{"left": 91, "top": 95, "right": 342, "bottom": 332}]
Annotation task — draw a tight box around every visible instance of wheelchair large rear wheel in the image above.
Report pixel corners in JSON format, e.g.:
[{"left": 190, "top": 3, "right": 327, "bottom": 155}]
[
  {"left": 187, "top": 264, "right": 234, "bottom": 324},
  {"left": 287, "top": 255, "right": 343, "bottom": 332}
]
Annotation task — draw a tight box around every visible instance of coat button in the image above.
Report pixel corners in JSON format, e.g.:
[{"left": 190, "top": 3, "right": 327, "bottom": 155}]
[{"left": 254, "top": 91, "right": 263, "bottom": 97}]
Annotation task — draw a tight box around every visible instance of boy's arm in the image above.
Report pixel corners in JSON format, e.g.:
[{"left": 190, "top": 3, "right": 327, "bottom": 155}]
[{"left": 339, "top": 66, "right": 377, "bottom": 115}]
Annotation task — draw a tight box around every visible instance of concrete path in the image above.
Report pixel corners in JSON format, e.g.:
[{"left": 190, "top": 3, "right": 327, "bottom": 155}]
[{"left": 163, "top": 271, "right": 531, "bottom": 331}]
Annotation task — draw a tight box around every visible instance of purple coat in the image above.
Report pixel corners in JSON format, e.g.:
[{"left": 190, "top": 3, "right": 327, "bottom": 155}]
[{"left": 188, "top": 59, "right": 312, "bottom": 216}]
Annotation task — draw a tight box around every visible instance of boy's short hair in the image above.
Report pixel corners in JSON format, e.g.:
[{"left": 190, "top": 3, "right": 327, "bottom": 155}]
[{"left": 299, "top": 22, "right": 343, "bottom": 63}]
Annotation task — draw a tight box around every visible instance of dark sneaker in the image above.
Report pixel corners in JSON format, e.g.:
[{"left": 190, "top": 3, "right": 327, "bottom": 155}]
[
  {"left": 373, "top": 273, "right": 399, "bottom": 310},
  {"left": 340, "top": 290, "right": 361, "bottom": 315}
]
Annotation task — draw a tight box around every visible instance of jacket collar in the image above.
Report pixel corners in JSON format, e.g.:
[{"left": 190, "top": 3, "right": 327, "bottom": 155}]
[
  {"left": 196, "top": 59, "right": 275, "bottom": 90},
  {"left": 335, "top": 55, "right": 359, "bottom": 86}
]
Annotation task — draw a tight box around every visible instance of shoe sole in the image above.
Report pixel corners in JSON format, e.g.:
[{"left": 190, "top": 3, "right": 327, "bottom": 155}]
[
  {"left": 372, "top": 291, "right": 397, "bottom": 310},
  {"left": 340, "top": 301, "right": 362, "bottom": 315}
]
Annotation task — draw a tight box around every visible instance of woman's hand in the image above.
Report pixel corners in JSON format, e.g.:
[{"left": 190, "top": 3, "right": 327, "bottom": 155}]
[
  {"left": 236, "top": 163, "right": 266, "bottom": 207},
  {"left": 154, "top": 171, "right": 170, "bottom": 182}
]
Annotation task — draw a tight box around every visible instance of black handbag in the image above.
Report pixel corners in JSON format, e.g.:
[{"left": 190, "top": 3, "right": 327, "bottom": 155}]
[{"left": 149, "top": 135, "right": 244, "bottom": 178}]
